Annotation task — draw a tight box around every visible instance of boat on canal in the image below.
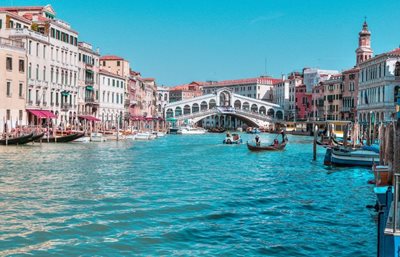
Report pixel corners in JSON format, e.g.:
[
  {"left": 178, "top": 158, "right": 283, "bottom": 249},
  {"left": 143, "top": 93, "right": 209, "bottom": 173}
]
[
  {"left": 324, "top": 146, "right": 379, "bottom": 166},
  {"left": 180, "top": 126, "right": 207, "bottom": 135},
  {"left": 247, "top": 139, "right": 288, "bottom": 151},
  {"left": 208, "top": 127, "right": 226, "bottom": 133},
  {"left": 136, "top": 132, "right": 156, "bottom": 140},
  {"left": 246, "top": 127, "right": 260, "bottom": 134},
  {"left": 0, "top": 133, "right": 34, "bottom": 145},
  {"left": 223, "top": 133, "right": 242, "bottom": 144},
  {"left": 39, "top": 132, "right": 85, "bottom": 143}
]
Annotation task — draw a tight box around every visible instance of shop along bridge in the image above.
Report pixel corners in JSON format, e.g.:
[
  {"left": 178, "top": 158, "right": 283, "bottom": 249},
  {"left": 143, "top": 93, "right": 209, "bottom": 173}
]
[{"left": 164, "top": 88, "right": 284, "bottom": 127}]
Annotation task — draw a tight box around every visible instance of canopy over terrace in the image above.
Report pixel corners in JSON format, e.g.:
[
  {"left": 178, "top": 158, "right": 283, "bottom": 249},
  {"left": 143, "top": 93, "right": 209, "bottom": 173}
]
[
  {"left": 27, "top": 109, "right": 57, "bottom": 119},
  {"left": 78, "top": 115, "right": 101, "bottom": 122}
]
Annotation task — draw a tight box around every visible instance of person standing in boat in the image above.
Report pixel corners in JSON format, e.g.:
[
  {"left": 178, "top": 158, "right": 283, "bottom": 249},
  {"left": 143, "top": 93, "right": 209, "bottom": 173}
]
[
  {"left": 255, "top": 135, "right": 261, "bottom": 146},
  {"left": 281, "top": 130, "right": 286, "bottom": 143}
]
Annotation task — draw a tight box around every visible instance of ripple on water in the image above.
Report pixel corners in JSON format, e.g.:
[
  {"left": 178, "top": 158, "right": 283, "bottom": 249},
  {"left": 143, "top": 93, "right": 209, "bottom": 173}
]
[{"left": 0, "top": 134, "right": 376, "bottom": 256}]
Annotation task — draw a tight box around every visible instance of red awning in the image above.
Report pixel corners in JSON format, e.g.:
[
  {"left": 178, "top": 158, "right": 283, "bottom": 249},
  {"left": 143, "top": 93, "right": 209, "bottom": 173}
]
[
  {"left": 41, "top": 110, "right": 57, "bottom": 119},
  {"left": 27, "top": 109, "right": 56, "bottom": 119},
  {"left": 78, "top": 115, "right": 101, "bottom": 121},
  {"left": 130, "top": 116, "right": 145, "bottom": 121}
]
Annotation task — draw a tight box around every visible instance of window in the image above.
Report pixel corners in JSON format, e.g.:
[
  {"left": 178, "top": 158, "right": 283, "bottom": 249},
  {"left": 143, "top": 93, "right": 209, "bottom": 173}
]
[
  {"left": 117, "top": 61, "right": 120, "bottom": 66},
  {"left": 19, "top": 110, "right": 23, "bottom": 121},
  {"left": 0, "top": 19, "right": 2, "bottom": 29},
  {"left": 43, "top": 66, "right": 46, "bottom": 81},
  {"left": 19, "top": 59, "right": 24, "bottom": 72},
  {"left": 6, "top": 57, "right": 12, "bottom": 70},
  {"left": 103, "top": 61, "right": 106, "bottom": 66},
  {"left": 28, "top": 40, "right": 32, "bottom": 55},
  {"left": 51, "top": 28, "right": 55, "bottom": 38},
  {"left": 6, "top": 81, "right": 11, "bottom": 96},
  {"left": 43, "top": 45, "right": 46, "bottom": 58},
  {"left": 6, "top": 110, "right": 10, "bottom": 120},
  {"left": 19, "top": 83, "right": 23, "bottom": 97},
  {"left": 28, "top": 63, "right": 32, "bottom": 79},
  {"left": 36, "top": 65, "right": 39, "bottom": 80},
  {"left": 36, "top": 43, "right": 39, "bottom": 57}
]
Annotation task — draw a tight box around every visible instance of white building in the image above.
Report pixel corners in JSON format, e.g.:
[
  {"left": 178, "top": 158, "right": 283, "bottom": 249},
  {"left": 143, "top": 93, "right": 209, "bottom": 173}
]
[
  {"left": 157, "top": 86, "right": 170, "bottom": 116},
  {"left": 0, "top": 5, "right": 80, "bottom": 127},
  {"left": 357, "top": 48, "right": 400, "bottom": 123},
  {"left": 303, "top": 68, "right": 339, "bottom": 93},
  {"left": 273, "top": 76, "right": 290, "bottom": 117},
  {"left": 78, "top": 42, "right": 100, "bottom": 118},
  {"left": 99, "top": 69, "right": 125, "bottom": 128},
  {"left": 202, "top": 76, "right": 281, "bottom": 102}
]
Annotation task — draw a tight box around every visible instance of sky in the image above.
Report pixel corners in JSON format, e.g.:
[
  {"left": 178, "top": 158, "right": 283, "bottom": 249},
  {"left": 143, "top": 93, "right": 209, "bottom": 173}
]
[{"left": 3, "top": 0, "right": 400, "bottom": 86}]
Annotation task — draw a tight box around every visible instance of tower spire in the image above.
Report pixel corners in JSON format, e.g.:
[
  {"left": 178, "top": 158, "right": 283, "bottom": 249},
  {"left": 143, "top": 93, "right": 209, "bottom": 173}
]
[{"left": 356, "top": 19, "right": 373, "bottom": 65}]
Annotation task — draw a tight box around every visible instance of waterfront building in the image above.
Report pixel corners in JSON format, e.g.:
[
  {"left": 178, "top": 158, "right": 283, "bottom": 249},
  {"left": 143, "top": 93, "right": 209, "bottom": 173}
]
[
  {"left": 322, "top": 74, "right": 343, "bottom": 121},
  {"left": 272, "top": 77, "right": 290, "bottom": 119},
  {"left": 311, "top": 83, "right": 325, "bottom": 121},
  {"left": 202, "top": 76, "right": 280, "bottom": 102},
  {"left": 357, "top": 48, "right": 400, "bottom": 123},
  {"left": 128, "top": 70, "right": 159, "bottom": 131},
  {"left": 303, "top": 68, "right": 339, "bottom": 93},
  {"left": 169, "top": 82, "right": 203, "bottom": 103},
  {"left": 341, "top": 67, "right": 359, "bottom": 121},
  {"left": 98, "top": 69, "right": 125, "bottom": 129},
  {"left": 0, "top": 5, "right": 80, "bottom": 127},
  {"left": 0, "top": 37, "right": 26, "bottom": 132},
  {"left": 77, "top": 42, "right": 100, "bottom": 119},
  {"left": 157, "top": 86, "right": 170, "bottom": 116},
  {"left": 287, "top": 72, "right": 303, "bottom": 121},
  {"left": 100, "top": 55, "right": 131, "bottom": 124},
  {"left": 295, "top": 84, "right": 312, "bottom": 121}
]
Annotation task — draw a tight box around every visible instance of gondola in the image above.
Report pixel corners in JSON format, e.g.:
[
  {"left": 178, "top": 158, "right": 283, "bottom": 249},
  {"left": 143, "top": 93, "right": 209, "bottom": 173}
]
[
  {"left": 208, "top": 128, "right": 226, "bottom": 133},
  {"left": 247, "top": 139, "right": 288, "bottom": 151},
  {"left": 37, "top": 133, "right": 85, "bottom": 143},
  {"left": 0, "top": 133, "right": 34, "bottom": 145},
  {"left": 29, "top": 133, "right": 45, "bottom": 143}
]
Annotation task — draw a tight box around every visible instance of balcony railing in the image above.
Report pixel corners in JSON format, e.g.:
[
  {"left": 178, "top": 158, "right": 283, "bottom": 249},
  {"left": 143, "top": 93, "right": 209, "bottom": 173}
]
[
  {"left": 43, "top": 101, "right": 47, "bottom": 106},
  {"left": 61, "top": 103, "right": 72, "bottom": 111},
  {"left": 36, "top": 101, "right": 41, "bottom": 106},
  {"left": 9, "top": 28, "right": 48, "bottom": 42},
  {"left": 51, "top": 102, "right": 54, "bottom": 107},
  {"left": 28, "top": 100, "right": 33, "bottom": 106},
  {"left": 85, "top": 80, "right": 94, "bottom": 85}
]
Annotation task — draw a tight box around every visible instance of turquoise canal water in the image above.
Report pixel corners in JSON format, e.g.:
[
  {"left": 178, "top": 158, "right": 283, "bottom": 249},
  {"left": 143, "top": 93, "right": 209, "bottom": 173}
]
[{"left": 0, "top": 134, "right": 376, "bottom": 256}]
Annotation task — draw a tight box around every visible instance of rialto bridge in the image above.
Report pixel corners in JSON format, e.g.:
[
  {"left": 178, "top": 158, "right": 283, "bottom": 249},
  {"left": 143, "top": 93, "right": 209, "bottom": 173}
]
[{"left": 164, "top": 88, "right": 284, "bottom": 127}]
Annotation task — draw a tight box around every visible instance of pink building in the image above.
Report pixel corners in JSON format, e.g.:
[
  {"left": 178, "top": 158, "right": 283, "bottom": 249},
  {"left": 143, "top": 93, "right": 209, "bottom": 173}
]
[
  {"left": 295, "top": 84, "right": 312, "bottom": 121},
  {"left": 169, "top": 82, "right": 203, "bottom": 103}
]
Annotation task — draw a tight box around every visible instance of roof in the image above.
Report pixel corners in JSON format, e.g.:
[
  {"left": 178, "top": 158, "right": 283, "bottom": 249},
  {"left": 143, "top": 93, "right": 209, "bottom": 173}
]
[
  {"left": 22, "top": 13, "right": 48, "bottom": 22},
  {"left": 0, "top": 6, "right": 44, "bottom": 12},
  {"left": 99, "top": 69, "right": 125, "bottom": 79},
  {"left": 342, "top": 67, "right": 360, "bottom": 74},
  {"left": 170, "top": 81, "right": 203, "bottom": 91},
  {"left": 142, "top": 78, "right": 155, "bottom": 81},
  {"left": 203, "top": 77, "right": 281, "bottom": 87},
  {"left": 100, "top": 55, "right": 124, "bottom": 61}
]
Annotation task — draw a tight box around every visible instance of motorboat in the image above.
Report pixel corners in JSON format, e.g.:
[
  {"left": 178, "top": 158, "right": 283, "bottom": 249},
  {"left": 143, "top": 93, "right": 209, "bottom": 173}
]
[
  {"left": 324, "top": 146, "right": 379, "bottom": 166},
  {"left": 223, "top": 133, "right": 242, "bottom": 144},
  {"left": 73, "top": 136, "right": 90, "bottom": 143},
  {"left": 246, "top": 127, "right": 260, "bottom": 134},
  {"left": 125, "top": 134, "right": 137, "bottom": 141},
  {"left": 152, "top": 131, "right": 166, "bottom": 138},
  {"left": 180, "top": 126, "right": 207, "bottom": 135},
  {"left": 169, "top": 127, "right": 180, "bottom": 134},
  {"left": 136, "top": 132, "right": 156, "bottom": 140},
  {"left": 91, "top": 132, "right": 107, "bottom": 142}
]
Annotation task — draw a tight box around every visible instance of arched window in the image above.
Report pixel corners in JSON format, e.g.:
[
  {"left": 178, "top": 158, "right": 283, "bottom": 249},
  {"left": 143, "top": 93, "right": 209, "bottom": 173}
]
[{"left": 395, "top": 62, "right": 400, "bottom": 77}]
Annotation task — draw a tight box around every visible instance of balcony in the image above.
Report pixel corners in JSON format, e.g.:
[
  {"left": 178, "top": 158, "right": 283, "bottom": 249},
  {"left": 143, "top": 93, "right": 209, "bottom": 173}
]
[
  {"left": 8, "top": 28, "right": 48, "bottom": 43},
  {"left": 129, "top": 100, "right": 137, "bottom": 106},
  {"left": 27, "top": 100, "right": 33, "bottom": 106},
  {"left": 61, "top": 103, "right": 72, "bottom": 111},
  {"left": 36, "top": 101, "right": 41, "bottom": 106},
  {"left": 51, "top": 102, "right": 54, "bottom": 107},
  {"left": 43, "top": 101, "right": 48, "bottom": 106},
  {"left": 85, "top": 97, "right": 99, "bottom": 106},
  {"left": 85, "top": 80, "right": 94, "bottom": 85}
]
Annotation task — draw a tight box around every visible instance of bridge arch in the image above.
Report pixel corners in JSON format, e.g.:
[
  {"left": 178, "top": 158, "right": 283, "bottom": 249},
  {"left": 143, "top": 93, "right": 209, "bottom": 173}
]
[
  {"left": 175, "top": 106, "right": 182, "bottom": 116},
  {"left": 219, "top": 90, "right": 231, "bottom": 107},
  {"left": 192, "top": 103, "right": 200, "bottom": 113},
  {"left": 200, "top": 101, "right": 208, "bottom": 111},
  {"left": 183, "top": 105, "right": 191, "bottom": 115},
  {"left": 276, "top": 110, "right": 283, "bottom": 120},
  {"left": 166, "top": 108, "right": 174, "bottom": 118},
  {"left": 234, "top": 100, "right": 241, "bottom": 109},
  {"left": 243, "top": 102, "right": 250, "bottom": 111},
  {"left": 209, "top": 99, "right": 217, "bottom": 109},
  {"left": 259, "top": 106, "right": 266, "bottom": 115},
  {"left": 251, "top": 104, "right": 258, "bottom": 113},
  {"left": 267, "top": 108, "right": 275, "bottom": 118}
]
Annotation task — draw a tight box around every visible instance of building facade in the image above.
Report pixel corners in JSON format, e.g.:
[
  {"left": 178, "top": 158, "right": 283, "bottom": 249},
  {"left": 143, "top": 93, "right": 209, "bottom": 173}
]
[
  {"left": 357, "top": 49, "right": 400, "bottom": 123},
  {"left": 157, "top": 86, "right": 169, "bottom": 116},
  {"left": 169, "top": 82, "right": 203, "bottom": 103},
  {"left": 322, "top": 74, "right": 343, "bottom": 121},
  {"left": 0, "top": 37, "right": 26, "bottom": 132},
  {"left": 295, "top": 84, "right": 312, "bottom": 121},
  {"left": 99, "top": 69, "right": 125, "bottom": 128}
]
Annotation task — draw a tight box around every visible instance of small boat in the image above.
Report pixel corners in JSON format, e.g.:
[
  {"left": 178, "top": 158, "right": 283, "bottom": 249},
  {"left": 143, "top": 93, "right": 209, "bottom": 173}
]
[
  {"left": 125, "top": 134, "right": 137, "bottom": 140},
  {"left": 91, "top": 132, "right": 107, "bottom": 142},
  {"left": 0, "top": 133, "right": 34, "bottom": 145},
  {"left": 28, "top": 132, "right": 45, "bottom": 143},
  {"left": 136, "top": 132, "right": 156, "bottom": 140},
  {"left": 39, "top": 133, "right": 85, "bottom": 143},
  {"left": 73, "top": 136, "right": 90, "bottom": 143},
  {"left": 247, "top": 139, "right": 288, "bottom": 151},
  {"left": 208, "top": 128, "right": 226, "bottom": 133},
  {"left": 223, "top": 133, "right": 242, "bottom": 144},
  {"left": 246, "top": 127, "right": 260, "bottom": 134},
  {"left": 180, "top": 126, "right": 207, "bottom": 135},
  {"left": 169, "top": 127, "right": 180, "bottom": 134},
  {"left": 325, "top": 146, "right": 379, "bottom": 166}
]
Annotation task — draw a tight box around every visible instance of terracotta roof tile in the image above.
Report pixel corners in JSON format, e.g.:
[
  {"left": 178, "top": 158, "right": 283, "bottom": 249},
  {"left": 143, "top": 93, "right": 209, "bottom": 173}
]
[{"left": 100, "top": 55, "right": 124, "bottom": 61}]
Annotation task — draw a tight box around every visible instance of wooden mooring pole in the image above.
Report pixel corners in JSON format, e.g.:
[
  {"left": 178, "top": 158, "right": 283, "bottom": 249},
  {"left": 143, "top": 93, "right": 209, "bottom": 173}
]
[{"left": 313, "top": 123, "right": 317, "bottom": 161}]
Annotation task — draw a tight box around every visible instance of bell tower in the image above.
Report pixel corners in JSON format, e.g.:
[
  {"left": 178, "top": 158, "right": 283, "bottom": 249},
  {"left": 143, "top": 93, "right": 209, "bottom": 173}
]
[{"left": 356, "top": 19, "right": 373, "bottom": 65}]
